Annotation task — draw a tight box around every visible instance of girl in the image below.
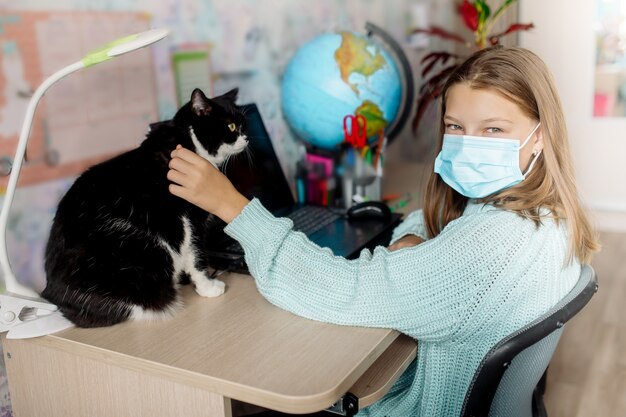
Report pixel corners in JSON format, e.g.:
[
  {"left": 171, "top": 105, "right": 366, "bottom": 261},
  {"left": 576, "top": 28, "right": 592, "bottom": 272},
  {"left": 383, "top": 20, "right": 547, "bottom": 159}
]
[{"left": 167, "top": 46, "right": 599, "bottom": 416}]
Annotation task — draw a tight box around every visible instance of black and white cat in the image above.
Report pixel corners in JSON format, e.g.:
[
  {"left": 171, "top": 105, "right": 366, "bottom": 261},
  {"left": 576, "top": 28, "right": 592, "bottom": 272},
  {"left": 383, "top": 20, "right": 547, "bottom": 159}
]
[{"left": 41, "top": 88, "right": 247, "bottom": 328}]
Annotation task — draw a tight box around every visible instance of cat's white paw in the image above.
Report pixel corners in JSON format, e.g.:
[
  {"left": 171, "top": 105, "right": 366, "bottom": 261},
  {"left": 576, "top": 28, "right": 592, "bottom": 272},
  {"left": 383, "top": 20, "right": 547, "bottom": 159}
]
[{"left": 194, "top": 278, "right": 226, "bottom": 297}]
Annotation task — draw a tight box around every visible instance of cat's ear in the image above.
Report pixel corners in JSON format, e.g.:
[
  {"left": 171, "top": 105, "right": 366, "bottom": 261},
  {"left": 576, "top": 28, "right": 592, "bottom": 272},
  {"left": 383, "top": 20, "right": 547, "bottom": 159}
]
[
  {"left": 220, "top": 88, "right": 239, "bottom": 103},
  {"left": 191, "top": 88, "right": 212, "bottom": 116}
]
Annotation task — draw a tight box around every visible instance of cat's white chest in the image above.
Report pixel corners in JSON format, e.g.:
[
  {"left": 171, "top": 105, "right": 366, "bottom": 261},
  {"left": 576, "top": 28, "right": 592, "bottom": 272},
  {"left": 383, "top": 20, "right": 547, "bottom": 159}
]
[{"left": 165, "top": 217, "right": 225, "bottom": 297}]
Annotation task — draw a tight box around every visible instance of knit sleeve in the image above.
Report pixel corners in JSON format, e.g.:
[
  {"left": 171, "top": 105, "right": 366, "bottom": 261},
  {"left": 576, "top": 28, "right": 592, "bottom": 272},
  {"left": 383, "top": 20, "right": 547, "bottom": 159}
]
[
  {"left": 389, "top": 208, "right": 429, "bottom": 244},
  {"left": 224, "top": 198, "right": 535, "bottom": 341}
]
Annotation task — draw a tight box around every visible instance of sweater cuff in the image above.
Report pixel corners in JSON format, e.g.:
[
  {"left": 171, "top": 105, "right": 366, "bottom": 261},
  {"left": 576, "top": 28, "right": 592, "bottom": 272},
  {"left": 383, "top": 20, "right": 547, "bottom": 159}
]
[
  {"left": 389, "top": 231, "right": 426, "bottom": 246},
  {"left": 224, "top": 198, "right": 290, "bottom": 250},
  {"left": 389, "top": 209, "right": 429, "bottom": 244}
]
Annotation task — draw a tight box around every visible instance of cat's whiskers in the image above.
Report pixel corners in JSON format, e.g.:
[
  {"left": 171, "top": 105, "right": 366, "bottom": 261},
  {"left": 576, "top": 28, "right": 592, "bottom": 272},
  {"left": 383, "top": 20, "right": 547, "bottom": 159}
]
[
  {"left": 238, "top": 135, "right": 262, "bottom": 170},
  {"left": 221, "top": 154, "right": 230, "bottom": 169},
  {"left": 244, "top": 143, "right": 255, "bottom": 165}
]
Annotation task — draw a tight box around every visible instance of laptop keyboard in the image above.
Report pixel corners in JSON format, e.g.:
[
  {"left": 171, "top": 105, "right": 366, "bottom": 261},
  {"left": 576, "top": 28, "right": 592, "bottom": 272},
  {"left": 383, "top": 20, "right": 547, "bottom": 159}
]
[
  {"left": 287, "top": 206, "right": 342, "bottom": 236},
  {"left": 223, "top": 206, "right": 342, "bottom": 254}
]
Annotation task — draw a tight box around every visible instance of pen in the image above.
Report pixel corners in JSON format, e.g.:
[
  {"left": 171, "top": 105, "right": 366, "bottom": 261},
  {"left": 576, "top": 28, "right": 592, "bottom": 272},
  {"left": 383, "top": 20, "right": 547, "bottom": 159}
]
[{"left": 296, "top": 161, "right": 307, "bottom": 203}]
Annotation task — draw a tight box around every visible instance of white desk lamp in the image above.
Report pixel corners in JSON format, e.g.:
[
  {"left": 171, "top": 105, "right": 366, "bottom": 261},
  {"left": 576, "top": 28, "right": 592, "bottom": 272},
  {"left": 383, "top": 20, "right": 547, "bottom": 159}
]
[{"left": 0, "top": 28, "right": 169, "bottom": 338}]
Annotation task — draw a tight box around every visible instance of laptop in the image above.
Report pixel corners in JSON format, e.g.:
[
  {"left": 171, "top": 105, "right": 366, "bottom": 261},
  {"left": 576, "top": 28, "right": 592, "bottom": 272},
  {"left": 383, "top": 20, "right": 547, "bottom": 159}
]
[{"left": 205, "top": 103, "right": 402, "bottom": 271}]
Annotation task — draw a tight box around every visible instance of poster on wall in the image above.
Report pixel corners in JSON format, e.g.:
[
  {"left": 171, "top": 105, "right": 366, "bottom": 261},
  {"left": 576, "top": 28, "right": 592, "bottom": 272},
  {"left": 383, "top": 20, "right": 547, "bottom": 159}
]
[{"left": 0, "top": 10, "right": 159, "bottom": 187}]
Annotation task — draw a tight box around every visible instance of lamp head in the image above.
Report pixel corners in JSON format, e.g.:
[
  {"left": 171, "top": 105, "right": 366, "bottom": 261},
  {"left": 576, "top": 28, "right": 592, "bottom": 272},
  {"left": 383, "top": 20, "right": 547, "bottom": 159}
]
[{"left": 81, "top": 27, "right": 169, "bottom": 67}]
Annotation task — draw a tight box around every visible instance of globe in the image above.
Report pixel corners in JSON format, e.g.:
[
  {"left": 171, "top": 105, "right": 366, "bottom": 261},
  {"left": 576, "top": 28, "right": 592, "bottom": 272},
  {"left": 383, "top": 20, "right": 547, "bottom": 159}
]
[{"left": 281, "top": 24, "right": 412, "bottom": 150}]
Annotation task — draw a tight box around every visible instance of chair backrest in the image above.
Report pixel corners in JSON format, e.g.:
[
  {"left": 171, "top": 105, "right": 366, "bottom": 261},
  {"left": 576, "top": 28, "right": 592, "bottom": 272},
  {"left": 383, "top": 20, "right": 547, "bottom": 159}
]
[{"left": 460, "top": 264, "right": 598, "bottom": 417}]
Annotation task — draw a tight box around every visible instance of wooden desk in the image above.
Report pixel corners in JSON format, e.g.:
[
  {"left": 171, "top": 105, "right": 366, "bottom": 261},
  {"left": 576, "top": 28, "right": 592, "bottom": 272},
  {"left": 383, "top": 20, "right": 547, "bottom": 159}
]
[{"left": 2, "top": 274, "right": 416, "bottom": 417}]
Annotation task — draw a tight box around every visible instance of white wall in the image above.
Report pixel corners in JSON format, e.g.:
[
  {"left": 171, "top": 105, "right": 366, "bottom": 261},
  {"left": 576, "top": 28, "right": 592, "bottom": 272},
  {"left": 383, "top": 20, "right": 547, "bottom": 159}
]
[{"left": 520, "top": 0, "right": 626, "bottom": 232}]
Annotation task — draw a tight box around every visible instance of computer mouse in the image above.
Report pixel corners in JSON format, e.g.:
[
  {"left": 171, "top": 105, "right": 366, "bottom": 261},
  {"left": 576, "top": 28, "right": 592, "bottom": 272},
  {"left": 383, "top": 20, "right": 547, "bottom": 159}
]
[{"left": 346, "top": 201, "right": 392, "bottom": 221}]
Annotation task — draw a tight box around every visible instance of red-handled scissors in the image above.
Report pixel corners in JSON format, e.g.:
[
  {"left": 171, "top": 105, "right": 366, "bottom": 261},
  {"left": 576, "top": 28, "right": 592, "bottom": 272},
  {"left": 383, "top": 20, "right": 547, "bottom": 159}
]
[{"left": 343, "top": 114, "right": 367, "bottom": 148}]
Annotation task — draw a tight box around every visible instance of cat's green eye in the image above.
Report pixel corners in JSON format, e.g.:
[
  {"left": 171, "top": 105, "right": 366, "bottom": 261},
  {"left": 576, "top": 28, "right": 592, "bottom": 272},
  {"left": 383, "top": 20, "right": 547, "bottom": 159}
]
[{"left": 228, "top": 123, "right": 237, "bottom": 132}]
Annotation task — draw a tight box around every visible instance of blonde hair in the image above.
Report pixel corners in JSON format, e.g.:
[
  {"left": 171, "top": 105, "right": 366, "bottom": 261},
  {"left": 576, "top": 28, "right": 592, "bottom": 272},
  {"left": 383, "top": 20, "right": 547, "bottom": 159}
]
[{"left": 423, "top": 46, "right": 599, "bottom": 264}]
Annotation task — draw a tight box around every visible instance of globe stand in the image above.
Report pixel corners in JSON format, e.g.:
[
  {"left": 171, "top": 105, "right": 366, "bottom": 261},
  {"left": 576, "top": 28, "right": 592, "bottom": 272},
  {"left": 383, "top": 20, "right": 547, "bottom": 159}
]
[{"left": 364, "top": 22, "right": 415, "bottom": 145}]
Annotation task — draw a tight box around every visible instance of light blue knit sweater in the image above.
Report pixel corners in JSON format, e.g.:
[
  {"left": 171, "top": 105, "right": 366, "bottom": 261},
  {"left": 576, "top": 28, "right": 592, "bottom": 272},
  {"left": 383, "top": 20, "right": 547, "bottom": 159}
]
[{"left": 224, "top": 198, "right": 580, "bottom": 417}]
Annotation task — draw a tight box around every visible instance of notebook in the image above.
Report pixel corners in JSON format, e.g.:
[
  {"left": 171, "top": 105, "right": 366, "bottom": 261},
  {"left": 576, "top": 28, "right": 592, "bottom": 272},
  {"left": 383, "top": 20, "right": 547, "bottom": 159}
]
[{"left": 205, "top": 103, "right": 402, "bottom": 271}]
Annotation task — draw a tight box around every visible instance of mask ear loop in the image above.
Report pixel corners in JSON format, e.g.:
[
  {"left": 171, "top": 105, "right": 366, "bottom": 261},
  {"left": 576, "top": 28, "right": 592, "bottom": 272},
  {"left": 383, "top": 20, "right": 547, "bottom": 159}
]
[
  {"left": 522, "top": 150, "right": 542, "bottom": 178},
  {"left": 520, "top": 122, "right": 542, "bottom": 178},
  {"left": 518, "top": 122, "right": 541, "bottom": 150}
]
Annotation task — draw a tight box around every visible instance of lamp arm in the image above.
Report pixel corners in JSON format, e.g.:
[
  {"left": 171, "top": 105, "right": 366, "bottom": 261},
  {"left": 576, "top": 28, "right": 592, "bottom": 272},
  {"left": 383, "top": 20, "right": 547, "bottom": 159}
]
[{"left": 0, "top": 60, "right": 85, "bottom": 298}]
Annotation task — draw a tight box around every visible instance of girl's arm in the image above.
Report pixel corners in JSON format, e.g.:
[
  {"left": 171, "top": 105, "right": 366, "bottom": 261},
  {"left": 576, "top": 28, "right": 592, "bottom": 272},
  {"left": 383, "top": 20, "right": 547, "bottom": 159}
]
[
  {"left": 225, "top": 198, "right": 535, "bottom": 341},
  {"left": 390, "top": 209, "right": 429, "bottom": 244}
]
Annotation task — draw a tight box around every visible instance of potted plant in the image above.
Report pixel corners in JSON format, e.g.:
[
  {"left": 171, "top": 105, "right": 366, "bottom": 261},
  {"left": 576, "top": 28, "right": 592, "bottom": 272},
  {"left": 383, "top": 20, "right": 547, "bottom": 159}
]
[{"left": 411, "top": 0, "right": 534, "bottom": 131}]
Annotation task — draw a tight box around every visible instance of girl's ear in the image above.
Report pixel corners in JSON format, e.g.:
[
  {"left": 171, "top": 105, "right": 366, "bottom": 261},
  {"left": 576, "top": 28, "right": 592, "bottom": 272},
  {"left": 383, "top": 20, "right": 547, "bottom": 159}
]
[{"left": 533, "top": 126, "right": 544, "bottom": 155}]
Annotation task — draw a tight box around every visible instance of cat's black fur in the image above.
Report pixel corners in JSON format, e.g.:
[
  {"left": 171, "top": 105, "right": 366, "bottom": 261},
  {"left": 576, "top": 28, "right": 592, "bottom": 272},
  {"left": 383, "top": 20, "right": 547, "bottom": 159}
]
[{"left": 41, "top": 88, "right": 247, "bottom": 328}]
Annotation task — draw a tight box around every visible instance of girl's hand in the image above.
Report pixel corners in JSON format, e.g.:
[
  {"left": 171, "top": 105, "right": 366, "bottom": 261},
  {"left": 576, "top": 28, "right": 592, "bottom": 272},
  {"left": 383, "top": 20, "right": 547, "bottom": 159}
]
[
  {"left": 167, "top": 146, "right": 249, "bottom": 223},
  {"left": 388, "top": 235, "right": 424, "bottom": 251}
]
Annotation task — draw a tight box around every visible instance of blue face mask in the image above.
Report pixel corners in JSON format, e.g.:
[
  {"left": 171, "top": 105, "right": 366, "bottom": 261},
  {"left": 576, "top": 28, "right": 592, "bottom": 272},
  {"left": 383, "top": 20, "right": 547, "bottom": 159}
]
[{"left": 434, "top": 123, "right": 541, "bottom": 198}]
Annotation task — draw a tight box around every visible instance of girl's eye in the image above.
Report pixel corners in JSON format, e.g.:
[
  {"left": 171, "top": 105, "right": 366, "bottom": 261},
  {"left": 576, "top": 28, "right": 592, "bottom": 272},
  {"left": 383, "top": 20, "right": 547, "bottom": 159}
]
[
  {"left": 485, "top": 127, "right": 503, "bottom": 134},
  {"left": 446, "top": 124, "right": 462, "bottom": 131},
  {"left": 228, "top": 123, "right": 237, "bottom": 132}
]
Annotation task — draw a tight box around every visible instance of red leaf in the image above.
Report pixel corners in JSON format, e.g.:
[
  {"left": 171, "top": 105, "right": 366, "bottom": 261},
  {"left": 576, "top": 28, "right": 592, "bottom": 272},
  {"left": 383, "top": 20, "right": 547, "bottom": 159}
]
[
  {"left": 412, "top": 92, "right": 436, "bottom": 132},
  {"left": 489, "top": 22, "right": 534, "bottom": 45},
  {"left": 419, "top": 64, "right": 458, "bottom": 95},
  {"left": 413, "top": 65, "right": 459, "bottom": 132},
  {"left": 420, "top": 52, "right": 460, "bottom": 78},
  {"left": 412, "top": 25, "right": 468, "bottom": 45},
  {"left": 458, "top": 0, "right": 479, "bottom": 31}
]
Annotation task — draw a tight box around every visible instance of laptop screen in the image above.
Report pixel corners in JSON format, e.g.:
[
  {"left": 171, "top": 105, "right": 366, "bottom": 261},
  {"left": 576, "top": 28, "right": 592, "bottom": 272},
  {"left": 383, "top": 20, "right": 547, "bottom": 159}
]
[{"left": 223, "top": 103, "right": 296, "bottom": 212}]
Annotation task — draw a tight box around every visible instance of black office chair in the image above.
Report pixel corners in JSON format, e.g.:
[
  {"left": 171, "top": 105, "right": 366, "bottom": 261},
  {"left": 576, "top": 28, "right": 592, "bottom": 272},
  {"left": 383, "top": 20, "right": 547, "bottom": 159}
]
[{"left": 460, "top": 264, "right": 598, "bottom": 417}]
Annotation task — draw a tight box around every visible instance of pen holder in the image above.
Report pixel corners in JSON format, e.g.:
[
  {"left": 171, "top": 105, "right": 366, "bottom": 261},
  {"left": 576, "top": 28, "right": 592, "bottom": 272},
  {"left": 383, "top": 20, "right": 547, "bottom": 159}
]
[
  {"left": 296, "top": 139, "right": 385, "bottom": 208},
  {"left": 340, "top": 150, "right": 381, "bottom": 208}
]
